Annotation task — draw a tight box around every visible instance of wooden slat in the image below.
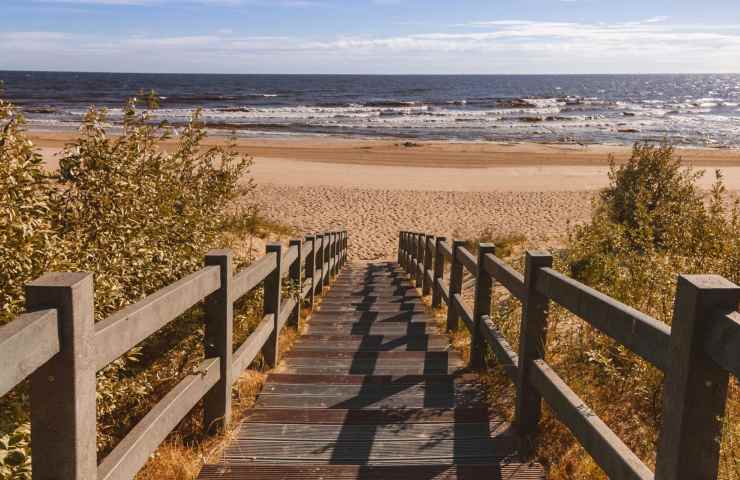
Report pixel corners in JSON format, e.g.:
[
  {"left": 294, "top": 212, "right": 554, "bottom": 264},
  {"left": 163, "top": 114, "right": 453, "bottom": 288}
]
[
  {"left": 528, "top": 359, "right": 653, "bottom": 480},
  {"left": 278, "top": 297, "right": 298, "bottom": 330},
  {"left": 233, "top": 314, "right": 274, "bottom": 374},
  {"left": 479, "top": 316, "right": 519, "bottom": 385},
  {"left": 94, "top": 267, "right": 220, "bottom": 371},
  {"left": 233, "top": 254, "right": 277, "bottom": 301},
  {"left": 266, "top": 373, "right": 473, "bottom": 385},
  {"left": 199, "top": 464, "right": 545, "bottom": 480},
  {"left": 452, "top": 294, "right": 474, "bottom": 332},
  {"left": 301, "top": 279, "right": 312, "bottom": 300},
  {"left": 0, "top": 309, "right": 59, "bottom": 396},
  {"left": 706, "top": 310, "right": 740, "bottom": 377},
  {"left": 98, "top": 358, "right": 220, "bottom": 480},
  {"left": 436, "top": 278, "right": 450, "bottom": 304},
  {"left": 281, "top": 246, "right": 299, "bottom": 279},
  {"left": 456, "top": 247, "right": 478, "bottom": 276},
  {"left": 439, "top": 241, "right": 453, "bottom": 260},
  {"left": 301, "top": 240, "right": 313, "bottom": 261},
  {"left": 536, "top": 267, "right": 671, "bottom": 371},
  {"left": 239, "top": 407, "right": 494, "bottom": 424},
  {"left": 482, "top": 254, "right": 525, "bottom": 300},
  {"left": 425, "top": 269, "right": 434, "bottom": 288}
]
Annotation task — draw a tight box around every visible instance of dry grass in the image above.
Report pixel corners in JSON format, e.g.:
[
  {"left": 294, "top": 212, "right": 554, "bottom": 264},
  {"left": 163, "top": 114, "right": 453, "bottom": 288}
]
[{"left": 134, "top": 318, "right": 302, "bottom": 479}]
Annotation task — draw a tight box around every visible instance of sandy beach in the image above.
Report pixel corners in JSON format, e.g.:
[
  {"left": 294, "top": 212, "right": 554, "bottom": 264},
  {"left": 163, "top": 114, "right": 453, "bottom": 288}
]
[{"left": 32, "top": 132, "right": 740, "bottom": 259}]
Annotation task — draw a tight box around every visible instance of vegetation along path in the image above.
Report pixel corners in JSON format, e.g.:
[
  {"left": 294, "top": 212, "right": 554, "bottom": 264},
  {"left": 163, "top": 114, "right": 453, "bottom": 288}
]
[{"left": 198, "top": 261, "right": 544, "bottom": 479}]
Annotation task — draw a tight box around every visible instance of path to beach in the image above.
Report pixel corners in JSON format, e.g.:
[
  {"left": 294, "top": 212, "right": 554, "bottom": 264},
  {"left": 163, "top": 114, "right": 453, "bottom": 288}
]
[{"left": 33, "top": 133, "right": 740, "bottom": 260}]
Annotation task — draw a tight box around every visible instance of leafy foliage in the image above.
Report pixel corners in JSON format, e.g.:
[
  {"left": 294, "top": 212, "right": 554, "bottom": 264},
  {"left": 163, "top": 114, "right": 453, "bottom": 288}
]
[
  {"left": 479, "top": 143, "right": 739, "bottom": 479},
  {"left": 0, "top": 96, "right": 253, "bottom": 478}
]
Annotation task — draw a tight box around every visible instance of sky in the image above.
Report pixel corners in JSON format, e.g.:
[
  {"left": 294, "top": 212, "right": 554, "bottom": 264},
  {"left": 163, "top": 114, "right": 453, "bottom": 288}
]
[{"left": 1, "top": 0, "right": 740, "bottom": 74}]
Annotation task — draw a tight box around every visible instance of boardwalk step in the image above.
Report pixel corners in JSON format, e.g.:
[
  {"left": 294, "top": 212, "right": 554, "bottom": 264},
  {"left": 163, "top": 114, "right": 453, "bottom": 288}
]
[
  {"left": 199, "top": 464, "right": 545, "bottom": 479},
  {"left": 199, "top": 261, "right": 544, "bottom": 479},
  {"left": 292, "top": 336, "right": 450, "bottom": 351},
  {"left": 240, "top": 407, "right": 496, "bottom": 424}
]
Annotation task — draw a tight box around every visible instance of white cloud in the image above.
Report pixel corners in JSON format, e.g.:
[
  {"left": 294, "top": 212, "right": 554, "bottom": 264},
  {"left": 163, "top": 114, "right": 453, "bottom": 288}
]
[{"left": 2, "top": 19, "right": 740, "bottom": 73}]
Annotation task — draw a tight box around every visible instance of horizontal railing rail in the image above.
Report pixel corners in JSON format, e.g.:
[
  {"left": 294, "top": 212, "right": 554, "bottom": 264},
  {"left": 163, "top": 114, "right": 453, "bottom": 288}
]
[
  {"left": 0, "top": 229, "right": 348, "bottom": 480},
  {"left": 398, "top": 230, "right": 739, "bottom": 480}
]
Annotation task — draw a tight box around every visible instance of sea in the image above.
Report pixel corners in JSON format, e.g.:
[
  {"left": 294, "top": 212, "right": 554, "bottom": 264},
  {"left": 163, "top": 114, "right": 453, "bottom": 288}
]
[{"left": 2, "top": 71, "right": 740, "bottom": 147}]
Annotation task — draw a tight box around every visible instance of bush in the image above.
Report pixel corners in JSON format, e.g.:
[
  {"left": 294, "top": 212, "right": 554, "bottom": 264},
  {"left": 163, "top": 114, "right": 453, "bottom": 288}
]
[
  {"left": 0, "top": 96, "right": 253, "bottom": 478},
  {"left": 480, "top": 142, "right": 739, "bottom": 479}
]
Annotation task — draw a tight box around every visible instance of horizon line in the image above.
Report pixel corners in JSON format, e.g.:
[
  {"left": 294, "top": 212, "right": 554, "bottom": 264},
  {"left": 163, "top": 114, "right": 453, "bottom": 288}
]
[{"left": 2, "top": 69, "right": 740, "bottom": 76}]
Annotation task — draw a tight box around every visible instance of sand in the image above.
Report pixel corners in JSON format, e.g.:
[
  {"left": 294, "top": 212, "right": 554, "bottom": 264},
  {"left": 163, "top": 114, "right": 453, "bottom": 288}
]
[{"left": 31, "top": 131, "right": 740, "bottom": 260}]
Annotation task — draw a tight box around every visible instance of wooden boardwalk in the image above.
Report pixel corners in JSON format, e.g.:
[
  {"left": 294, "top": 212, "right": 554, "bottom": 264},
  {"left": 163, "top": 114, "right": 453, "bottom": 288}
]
[{"left": 199, "top": 261, "right": 544, "bottom": 479}]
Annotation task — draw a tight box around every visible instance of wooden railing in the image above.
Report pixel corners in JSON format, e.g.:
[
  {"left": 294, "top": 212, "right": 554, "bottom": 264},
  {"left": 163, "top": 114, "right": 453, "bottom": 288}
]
[
  {"left": 0, "top": 230, "right": 348, "bottom": 480},
  {"left": 398, "top": 231, "right": 739, "bottom": 480}
]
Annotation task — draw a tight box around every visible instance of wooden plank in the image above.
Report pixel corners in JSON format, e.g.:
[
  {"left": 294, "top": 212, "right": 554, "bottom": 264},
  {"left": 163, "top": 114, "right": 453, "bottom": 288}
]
[
  {"left": 482, "top": 254, "right": 525, "bottom": 300},
  {"left": 94, "top": 266, "right": 220, "bottom": 371},
  {"left": 98, "top": 358, "right": 220, "bottom": 480},
  {"left": 301, "top": 239, "right": 313, "bottom": 261},
  {"left": 239, "top": 407, "right": 494, "bottom": 424},
  {"left": 220, "top": 437, "right": 518, "bottom": 465},
  {"left": 281, "top": 245, "right": 299, "bottom": 279},
  {"left": 256, "top": 386, "right": 484, "bottom": 409},
  {"left": 0, "top": 309, "right": 59, "bottom": 397},
  {"left": 233, "top": 314, "right": 274, "bottom": 375},
  {"left": 301, "top": 279, "right": 312, "bottom": 300},
  {"left": 278, "top": 297, "right": 298, "bottom": 330},
  {"left": 536, "top": 267, "right": 671, "bottom": 371},
  {"left": 479, "top": 316, "right": 519, "bottom": 385},
  {"left": 705, "top": 310, "right": 739, "bottom": 377},
  {"left": 439, "top": 241, "right": 453, "bottom": 260},
  {"left": 232, "top": 254, "right": 277, "bottom": 301},
  {"left": 235, "top": 421, "right": 507, "bottom": 442},
  {"left": 285, "top": 351, "right": 458, "bottom": 360},
  {"left": 199, "top": 464, "right": 545, "bottom": 480},
  {"left": 528, "top": 359, "right": 653, "bottom": 480},
  {"left": 452, "top": 294, "right": 474, "bottom": 332},
  {"left": 436, "top": 278, "right": 450, "bottom": 304},
  {"left": 266, "top": 373, "right": 473, "bottom": 385},
  {"left": 456, "top": 247, "right": 478, "bottom": 276}
]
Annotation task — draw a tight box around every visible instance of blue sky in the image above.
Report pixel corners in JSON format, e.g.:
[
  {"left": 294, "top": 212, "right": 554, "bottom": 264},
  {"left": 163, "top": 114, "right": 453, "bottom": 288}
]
[{"left": 1, "top": 0, "right": 739, "bottom": 73}]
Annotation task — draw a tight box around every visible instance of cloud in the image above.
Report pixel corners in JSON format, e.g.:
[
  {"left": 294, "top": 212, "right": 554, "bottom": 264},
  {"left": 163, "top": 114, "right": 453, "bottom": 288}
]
[{"left": 2, "top": 19, "right": 740, "bottom": 73}]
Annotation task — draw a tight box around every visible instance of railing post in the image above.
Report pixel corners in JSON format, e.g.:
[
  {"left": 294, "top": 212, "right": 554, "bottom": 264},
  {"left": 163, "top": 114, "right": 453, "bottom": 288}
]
[
  {"left": 432, "top": 236, "right": 447, "bottom": 308},
  {"left": 335, "top": 231, "right": 341, "bottom": 274},
  {"left": 262, "top": 243, "right": 283, "bottom": 368},
  {"left": 415, "top": 233, "right": 425, "bottom": 288},
  {"left": 305, "top": 235, "right": 316, "bottom": 309},
  {"left": 405, "top": 232, "right": 413, "bottom": 275},
  {"left": 398, "top": 231, "right": 404, "bottom": 266},
  {"left": 422, "top": 235, "right": 434, "bottom": 296},
  {"left": 331, "top": 232, "right": 339, "bottom": 277},
  {"left": 26, "top": 272, "right": 96, "bottom": 480},
  {"left": 515, "top": 251, "right": 553, "bottom": 445},
  {"left": 446, "top": 240, "right": 466, "bottom": 331},
  {"left": 471, "top": 243, "right": 495, "bottom": 369},
  {"left": 317, "top": 233, "right": 326, "bottom": 294},
  {"left": 655, "top": 275, "right": 740, "bottom": 480},
  {"left": 288, "top": 239, "right": 302, "bottom": 327},
  {"left": 203, "top": 250, "right": 234, "bottom": 433},
  {"left": 342, "top": 230, "right": 347, "bottom": 267}
]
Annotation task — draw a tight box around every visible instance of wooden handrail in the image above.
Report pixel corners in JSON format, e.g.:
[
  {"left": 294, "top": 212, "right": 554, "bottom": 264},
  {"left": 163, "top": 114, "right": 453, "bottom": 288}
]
[
  {"left": 94, "top": 266, "right": 221, "bottom": 371},
  {"left": 0, "top": 229, "right": 348, "bottom": 480},
  {"left": 398, "top": 231, "right": 740, "bottom": 480},
  {"left": 0, "top": 309, "right": 59, "bottom": 397}
]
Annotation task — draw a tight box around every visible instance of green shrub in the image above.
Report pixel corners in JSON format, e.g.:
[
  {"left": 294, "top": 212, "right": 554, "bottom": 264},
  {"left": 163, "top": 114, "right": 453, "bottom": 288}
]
[
  {"left": 0, "top": 96, "right": 253, "bottom": 478},
  {"left": 481, "top": 142, "right": 739, "bottom": 479}
]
